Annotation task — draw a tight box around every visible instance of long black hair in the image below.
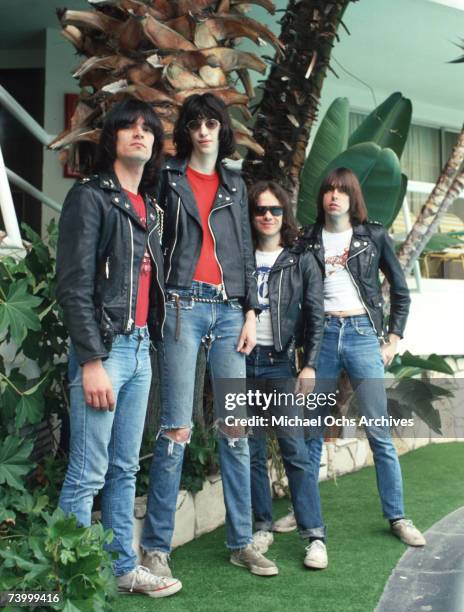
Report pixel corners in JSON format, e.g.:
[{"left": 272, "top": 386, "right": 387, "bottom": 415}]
[
  {"left": 94, "top": 97, "right": 164, "bottom": 189},
  {"left": 173, "top": 93, "right": 235, "bottom": 161},
  {"left": 316, "top": 167, "right": 368, "bottom": 225},
  {"left": 248, "top": 180, "right": 299, "bottom": 248}
]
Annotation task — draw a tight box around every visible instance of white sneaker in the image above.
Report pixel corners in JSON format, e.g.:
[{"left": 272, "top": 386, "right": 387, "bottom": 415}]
[
  {"left": 304, "top": 540, "right": 328, "bottom": 569},
  {"left": 252, "top": 530, "right": 274, "bottom": 554},
  {"left": 117, "top": 565, "right": 182, "bottom": 598},
  {"left": 391, "top": 519, "right": 426, "bottom": 546},
  {"left": 272, "top": 509, "right": 297, "bottom": 533}
]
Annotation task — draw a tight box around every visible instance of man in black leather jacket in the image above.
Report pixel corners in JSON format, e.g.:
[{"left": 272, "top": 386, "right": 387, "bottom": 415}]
[
  {"left": 279, "top": 167, "right": 425, "bottom": 570},
  {"left": 244, "top": 180, "right": 326, "bottom": 564},
  {"left": 141, "top": 93, "right": 279, "bottom": 579},
  {"left": 56, "top": 98, "right": 181, "bottom": 598}
]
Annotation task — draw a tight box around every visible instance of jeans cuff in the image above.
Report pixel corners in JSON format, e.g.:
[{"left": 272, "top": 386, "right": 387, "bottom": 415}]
[
  {"left": 299, "top": 526, "right": 326, "bottom": 540},
  {"left": 227, "top": 537, "right": 254, "bottom": 550},
  {"left": 255, "top": 520, "right": 273, "bottom": 532}
]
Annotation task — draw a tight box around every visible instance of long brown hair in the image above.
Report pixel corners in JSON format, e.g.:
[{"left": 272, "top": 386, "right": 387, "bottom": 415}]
[
  {"left": 248, "top": 180, "right": 298, "bottom": 248},
  {"left": 316, "top": 167, "right": 368, "bottom": 225}
]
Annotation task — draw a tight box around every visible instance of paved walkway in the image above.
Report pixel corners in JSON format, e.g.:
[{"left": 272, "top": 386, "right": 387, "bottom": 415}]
[{"left": 376, "top": 507, "right": 464, "bottom": 612}]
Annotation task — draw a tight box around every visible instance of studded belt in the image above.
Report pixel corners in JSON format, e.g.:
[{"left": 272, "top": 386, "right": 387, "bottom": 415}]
[{"left": 167, "top": 292, "right": 240, "bottom": 339}]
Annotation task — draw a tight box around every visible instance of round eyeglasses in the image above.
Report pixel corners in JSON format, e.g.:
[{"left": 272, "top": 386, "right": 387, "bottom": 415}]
[{"left": 186, "top": 118, "right": 221, "bottom": 132}]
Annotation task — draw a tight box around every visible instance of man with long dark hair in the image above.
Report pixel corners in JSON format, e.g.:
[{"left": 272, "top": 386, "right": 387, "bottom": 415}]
[
  {"left": 56, "top": 98, "right": 181, "bottom": 597},
  {"left": 293, "top": 167, "right": 425, "bottom": 569},
  {"left": 246, "top": 180, "right": 325, "bottom": 564},
  {"left": 141, "top": 93, "right": 278, "bottom": 579}
]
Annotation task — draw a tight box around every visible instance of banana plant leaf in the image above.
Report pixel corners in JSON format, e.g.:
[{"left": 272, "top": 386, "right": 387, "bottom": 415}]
[
  {"left": 348, "top": 92, "right": 412, "bottom": 160},
  {"left": 297, "top": 97, "right": 349, "bottom": 225},
  {"left": 323, "top": 143, "right": 402, "bottom": 226},
  {"left": 421, "top": 231, "right": 464, "bottom": 253},
  {"left": 388, "top": 351, "right": 455, "bottom": 377}
]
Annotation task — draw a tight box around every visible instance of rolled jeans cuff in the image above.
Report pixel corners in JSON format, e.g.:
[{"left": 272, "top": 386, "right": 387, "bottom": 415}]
[
  {"left": 255, "top": 520, "right": 273, "bottom": 532},
  {"left": 299, "top": 526, "right": 326, "bottom": 540}
]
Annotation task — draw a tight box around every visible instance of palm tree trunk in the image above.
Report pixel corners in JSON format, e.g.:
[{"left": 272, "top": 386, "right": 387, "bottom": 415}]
[
  {"left": 242, "top": 0, "right": 355, "bottom": 201},
  {"left": 396, "top": 126, "right": 464, "bottom": 276}
]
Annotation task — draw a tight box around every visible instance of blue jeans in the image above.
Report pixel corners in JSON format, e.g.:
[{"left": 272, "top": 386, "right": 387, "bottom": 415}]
[
  {"left": 142, "top": 281, "right": 253, "bottom": 552},
  {"left": 247, "top": 345, "right": 325, "bottom": 539},
  {"left": 59, "top": 327, "right": 152, "bottom": 576},
  {"left": 306, "top": 315, "right": 405, "bottom": 522}
]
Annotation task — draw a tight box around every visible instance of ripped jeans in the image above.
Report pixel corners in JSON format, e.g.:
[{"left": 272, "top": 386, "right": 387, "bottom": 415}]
[{"left": 141, "top": 281, "right": 253, "bottom": 552}]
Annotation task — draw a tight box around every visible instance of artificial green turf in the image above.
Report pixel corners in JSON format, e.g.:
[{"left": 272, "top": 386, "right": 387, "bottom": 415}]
[{"left": 114, "top": 442, "right": 463, "bottom": 612}]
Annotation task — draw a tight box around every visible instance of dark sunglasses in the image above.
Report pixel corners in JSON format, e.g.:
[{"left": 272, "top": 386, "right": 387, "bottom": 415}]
[
  {"left": 186, "top": 118, "right": 220, "bottom": 132},
  {"left": 253, "top": 206, "right": 284, "bottom": 217}
]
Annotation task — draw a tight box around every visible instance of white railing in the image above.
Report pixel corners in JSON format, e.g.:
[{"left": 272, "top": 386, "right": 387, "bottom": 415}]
[{"left": 0, "top": 85, "right": 61, "bottom": 252}]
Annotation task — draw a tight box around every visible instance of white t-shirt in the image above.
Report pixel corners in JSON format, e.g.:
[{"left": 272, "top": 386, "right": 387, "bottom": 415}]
[
  {"left": 255, "top": 248, "right": 283, "bottom": 346},
  {"left": 322, "top": 228, "right": 365, "bottom": 312}
]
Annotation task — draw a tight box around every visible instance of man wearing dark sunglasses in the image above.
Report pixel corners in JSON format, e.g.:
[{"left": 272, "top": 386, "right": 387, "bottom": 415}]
[
  {"left": 246, "top": 180, "right": 325, "bottom": 565},
  {"left": 141, "top": 93, "right": 279, "bottom": 581}
]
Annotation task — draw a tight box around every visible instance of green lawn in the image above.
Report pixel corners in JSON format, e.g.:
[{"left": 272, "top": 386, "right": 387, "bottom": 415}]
[{"left": 114, "top": 442, "right": 464, "bottom": 612}]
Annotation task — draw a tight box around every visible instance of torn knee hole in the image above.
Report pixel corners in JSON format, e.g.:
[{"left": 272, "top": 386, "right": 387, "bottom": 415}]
[{"left": 164, "top": 428, "right": 190, "bottom": 443}]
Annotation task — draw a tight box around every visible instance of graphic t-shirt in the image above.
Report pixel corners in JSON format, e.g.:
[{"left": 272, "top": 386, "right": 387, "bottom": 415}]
[
  {"left": 125, "top": 190, "right": 152, "bottom": 327},
  {"left": 255, "top": 248, "right": 283, "bottom": 345},
  {"left": 322, "top": 227, "right": 364, "bottom": 312},
  {"left": 187, "top": 166, "right": 222, "bottom": 285}
]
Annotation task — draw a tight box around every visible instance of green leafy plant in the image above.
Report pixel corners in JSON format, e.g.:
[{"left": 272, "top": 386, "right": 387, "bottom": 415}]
[
  {"left": 0, "top": 508, "right": 116, "bottom": 611},
  {"left": 180, "top": 425, "right": 219, "bottom": 494},
  {"left": 297, "top": 92, "right": 411, "bottom": 227}
]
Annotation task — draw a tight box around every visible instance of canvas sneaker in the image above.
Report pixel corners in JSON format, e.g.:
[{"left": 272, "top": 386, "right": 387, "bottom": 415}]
[
  {"left": 304, "top": 540, "right": 328, "bottom": 569},
  {"left": 116, "top": 565, "right": 182, "bottom": 598},
  {"left": 272, "top": 509, "right": 297, "bottom": 533},
  {"left": 391, "top": 519, "right": 426, "bottom": 546},
  {"left": 230, "top": 543, "right": 279, "bottom": 576},
  {"left": 141, "top": 549, "right": 173, "bottom": 577},
  {"left": 252, "top": 530, "right": 274, "bottom": 554}
]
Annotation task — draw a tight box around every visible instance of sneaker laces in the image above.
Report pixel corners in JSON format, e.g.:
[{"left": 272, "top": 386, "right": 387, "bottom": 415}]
[
  {"left": 129, "top": 565, "right": 171, "bottom": 592},
  {"left": 305, "top": 540, "right": 325, "bottom": 553},
  {"left": 254, "top": 530, "right": 272, "bottom": 543}
]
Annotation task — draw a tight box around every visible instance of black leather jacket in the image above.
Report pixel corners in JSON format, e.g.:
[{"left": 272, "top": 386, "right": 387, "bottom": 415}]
[
  {"left": 56, "top": 172, "right": 165, "bottom": 365},
  {"left": 264, "top": 244, "right": 324, "bottom": 369},
  {"left": 159, "top": 156, "right": 259, "bottom": 311},
  {"left": 301, "top": 222, "right": 410, "bottom": 339}
]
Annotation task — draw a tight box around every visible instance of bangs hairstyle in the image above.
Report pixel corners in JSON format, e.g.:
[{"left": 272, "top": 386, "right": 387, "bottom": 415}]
[
  {"left": 94, "top": 97, "right": 164, "bottom": 189},
  {"left": 173, "top": 93, "right": 235, "bottom": 161},
  {"left": 316, "top": 167, "right": 368, "bottom": 225},
  {"left": 248, "top": 180, "right": 299, "bottom": 248}
]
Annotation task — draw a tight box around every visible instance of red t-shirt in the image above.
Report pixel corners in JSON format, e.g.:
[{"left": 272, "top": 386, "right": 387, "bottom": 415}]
[
  {"left": 187, "top": 166, "right": 222, "bottom": 285},
  {"left": 125, "top": 190, "right": 152, "bottom": 327}
]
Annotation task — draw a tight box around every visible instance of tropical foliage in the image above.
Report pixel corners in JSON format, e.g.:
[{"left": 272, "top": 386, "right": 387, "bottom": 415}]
[
  {"left": 297, "top": 92, "right": 412, "bottom": 226},
  {"left": 50, "top": 0, "right": 284, "bottom": 171}
]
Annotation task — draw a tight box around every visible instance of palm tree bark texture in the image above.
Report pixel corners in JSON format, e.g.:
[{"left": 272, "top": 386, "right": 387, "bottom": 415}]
[
  {"left": 242, "top": 0, "right": 356, "bottom": 200},
  {"left": 396, "top": 126, "right": 464, "bottom": 276}
]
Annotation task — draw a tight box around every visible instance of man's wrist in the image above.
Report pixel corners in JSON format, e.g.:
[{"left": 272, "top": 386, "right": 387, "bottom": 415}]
[{"left": 82, "top": 359, "right": 103, "bottom": 370}]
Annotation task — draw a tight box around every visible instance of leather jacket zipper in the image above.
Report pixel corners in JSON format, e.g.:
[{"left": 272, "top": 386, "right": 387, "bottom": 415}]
[
  {"left": 208, "top": 202, "right": 230, "bottom": 300},
  {"left": 126, "top": 218, "right": 134, "bottom": 331},
  {"left": 277, "top": 269, "right": 284, "bottom": 350},
  {"left": 346, "top": 247, "right": 383, "bottom": 338},
  {"left": 166, "top": 195, "right": 180, "bottom": 282},
  {"left": 147, "top": 223, "right": 166, "bottom": 338}
]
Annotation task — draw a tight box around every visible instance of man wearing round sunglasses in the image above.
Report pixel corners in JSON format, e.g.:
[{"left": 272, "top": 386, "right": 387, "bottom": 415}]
[
  {"left": 141, "top": 93, "right": 279, "bottom": 580},
  {"left": 246, "top": 181, "right": 325, "bottom": 566}
]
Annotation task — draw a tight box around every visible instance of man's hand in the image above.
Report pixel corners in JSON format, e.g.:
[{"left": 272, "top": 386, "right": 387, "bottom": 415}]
[
  {"left": 82, "top": 359, "right": 115, "bottom": 411},
  {"left": 380, "top": 333, "right": 400, "bottom": 368},
  {"left": 295, "top": 366, "right": 316, "bottom": 395},
  {"left": 236, "top": 310, "right": 256, "bottom": 355}
]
